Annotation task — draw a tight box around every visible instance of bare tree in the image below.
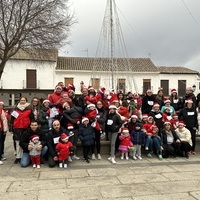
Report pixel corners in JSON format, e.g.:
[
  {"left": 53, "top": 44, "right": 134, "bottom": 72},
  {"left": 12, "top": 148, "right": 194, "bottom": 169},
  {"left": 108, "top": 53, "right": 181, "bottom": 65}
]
[{"left": 0, "top": 0, "right": 75, "bottom": 79}]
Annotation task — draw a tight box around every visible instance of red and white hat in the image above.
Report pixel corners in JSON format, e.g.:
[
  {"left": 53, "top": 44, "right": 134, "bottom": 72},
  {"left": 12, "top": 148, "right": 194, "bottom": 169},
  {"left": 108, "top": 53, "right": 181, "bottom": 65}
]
[
  {"left": 42, "top": 99, "right": 50, "bottom": 104},
  {"left": 99, "top": 87, "right": 106, "bottom": 93},
  {"left": 131, "top": 115, "right": 138, "bottom": 119},
  {"left": 0, "top": 99, "right": 4, "bottom": 105},
  {"left": 61, "top": 133, "right": 69, "bottom": 141},
  {"left": 153, "top": 102, "right": 160, "bottom": 107},
  {"left": 55, "top": 85, "right": 62, "bottom": 90},
  {"left": 171, "top": 88, "right": 177, "bottom": 94},
  {"left": 31, "top": 135, "right": 39, "bottom": 141},
  {"left": 82, "top": 117, "right": 89, "bottom": 124},
  {"left": 122, "top": 128, "right": 129, "bottom": 134},
  {"left": 67, "top": 123, "right": 74, "bottom": 130},
  {"left": 109, "top": 105, "right": 117, "bottom": 109},
  {"left": 173, "top": 113, "right": 178, "bottom": 118},
  {"left": 177, "top": 121, "right": 185, "bottom": 127},
  {"left": 164, "top": 99, "right": 171, "bottom": 104},
  {"left": 88, "top": 86, "right": 94, "bottom": 91},
  {"left": 63, "top": 102, "right": 70, "bottom": 108},
  {"left": 87, "top": 103, "right": 96, "bottom": 108},
  {"left": 164, "top": 121, "right": 171, "bottom": 125},
  {"left": 186, "top": 99, "right": 193, "bottom": 104},
  {"left": 142, "top": 114, "right": 148, "bottom": 118},
  {"left": 148, "top": 116, "right": 154, "bottom": 120}
]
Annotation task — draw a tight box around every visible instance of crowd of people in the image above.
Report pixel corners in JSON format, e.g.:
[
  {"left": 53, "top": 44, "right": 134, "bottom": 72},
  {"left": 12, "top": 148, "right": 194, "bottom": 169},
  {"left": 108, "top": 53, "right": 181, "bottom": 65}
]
[{"left": 0, "top": 81, "right": 200, "bottom": 168}]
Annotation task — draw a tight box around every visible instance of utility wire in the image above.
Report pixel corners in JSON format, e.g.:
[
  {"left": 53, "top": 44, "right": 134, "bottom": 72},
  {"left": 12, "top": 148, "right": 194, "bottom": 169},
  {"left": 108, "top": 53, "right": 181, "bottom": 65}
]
[{"left": 181, "top": 0, "right": 200, "bottom": 32}]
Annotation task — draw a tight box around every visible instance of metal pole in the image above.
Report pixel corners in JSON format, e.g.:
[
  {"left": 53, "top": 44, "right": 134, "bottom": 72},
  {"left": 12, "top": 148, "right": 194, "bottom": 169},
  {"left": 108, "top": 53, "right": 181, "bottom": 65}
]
[{"left": 110, "top": 0, "right": 114, "bottom": 89}]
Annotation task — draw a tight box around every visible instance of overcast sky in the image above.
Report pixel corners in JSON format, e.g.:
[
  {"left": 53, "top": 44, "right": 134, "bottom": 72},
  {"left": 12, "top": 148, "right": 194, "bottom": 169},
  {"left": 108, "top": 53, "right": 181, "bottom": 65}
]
[{"left": 60, "top": 0, "right": 200, "bottom": 71}]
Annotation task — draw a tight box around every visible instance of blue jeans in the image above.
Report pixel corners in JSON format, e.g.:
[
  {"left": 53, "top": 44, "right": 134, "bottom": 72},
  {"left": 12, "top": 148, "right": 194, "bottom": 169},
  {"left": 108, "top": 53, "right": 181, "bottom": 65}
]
[{"left": 20, "top": 146, "right": 48, "bottom": 167}]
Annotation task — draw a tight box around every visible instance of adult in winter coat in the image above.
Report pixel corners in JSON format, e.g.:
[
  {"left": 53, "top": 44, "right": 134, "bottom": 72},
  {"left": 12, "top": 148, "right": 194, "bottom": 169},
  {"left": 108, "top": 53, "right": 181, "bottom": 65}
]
[
  {"left": 0, "top": 100, "right": 8, "bottom": 165},
  {"left": 170, "top": 88, "right": 182, "bottom": 112},
  {"left": 78, "top": 118, "right": 95, "bottom": 163},
  {"left": 38, "top": 99, "right": 51, "bottom": 134},
  {"left": 175, "top": 121, "right": 192, "bottom": 158},
  {"left": 179, "top": 99, "right": 198, "bottom": 153},
  {"left": 161, "top": 121, "right": 181, "bottom": 158},
  {"left": 181, "top": 87, "right": 196, "bottom": 108},
  {"left": 20, "top": 120, "right": 47, "bottom": 167},
  {"left": 48, "top": 85, "right": 63, "bottom": 105},
  {"left": 142, "top": 89, "right": 156, "bottom": 114},
  {"left": 106, "top": 105, "right": 122, "bottom": 164},
  {"left": 10, "top": 96, "right": 34, "bottom": 164},
  {"left": 46, "top": 120, "right": 68, "bottom": 167}
]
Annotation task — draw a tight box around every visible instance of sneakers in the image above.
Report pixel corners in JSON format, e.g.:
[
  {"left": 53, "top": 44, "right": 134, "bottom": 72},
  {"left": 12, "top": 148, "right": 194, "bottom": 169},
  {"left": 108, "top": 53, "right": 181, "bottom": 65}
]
[
  {"left": 133, "top": 156, "right": 137, "bottom": 160},
  {"left": 33, "top": 164, "right": 36, "bottom": 168},
  {"left": 72, "top": 155, "right": 80, "bottom": 160},
  {"left": 91, "top": 154, "right": 96, "bottom": 160},
  {"left": 59, "top": 163, "right": 63, "bottom": 168},
  {"left": 1, "top": 155, "right": 6, "bottom": 161},
  {"left": 120, "top": 156, "right": 124, "bottom": 160},
  {"left": 158, "top": 154, "right": 163, "bottom": 160},
  {"left": 191, "top": 151, "right": 196, "bottom": 155},
  {"left": 137, "top": 156, "right": 142, "bottom": 160},
  {"left": 108, "top": 156, "right": 115, "bottom": 161},
  {"left": 63, "top": 164, "right": 67, "bottom": 168},
  {"left": 125, "top": 156, "right": 129, "bottom": 160},
  {"left": 97, "top": 154, "right": 101, "bottom": 160},
  {"left": 147, "top": 153, "right": 152, "bottom": 158},
  {"left": 37, "top": 165, "right": 40, "bottom": 169},
  {"left": 145, "top": 147, "right": 149, "bottom": 150},
  {"left": 85, "top": 159, "right": 90, "bottom": 163},
  {"left": 0, "top": 160, "right": 3, "bottom": 165},
  {"left": 68, "top": 156, "right": 73, "bottom": 162},
  {"left": 111, "top": 157, "right": 116, "bottom": 164},
  {"left": 14, "top": 158, "right": 21, "bottom": 164}
]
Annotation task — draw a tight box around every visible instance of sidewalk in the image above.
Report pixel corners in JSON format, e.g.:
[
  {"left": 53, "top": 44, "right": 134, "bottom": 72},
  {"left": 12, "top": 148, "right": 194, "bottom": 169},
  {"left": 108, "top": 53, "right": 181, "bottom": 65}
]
[{"left": 0, "top": 133, "right": 200, "bottom": 200}]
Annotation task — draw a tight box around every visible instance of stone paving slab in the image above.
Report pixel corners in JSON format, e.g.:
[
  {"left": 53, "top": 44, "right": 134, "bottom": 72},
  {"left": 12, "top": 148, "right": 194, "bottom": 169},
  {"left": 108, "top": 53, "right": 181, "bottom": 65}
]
[{"left": 0, "top": 191, "right": 38, "bottom": 200}]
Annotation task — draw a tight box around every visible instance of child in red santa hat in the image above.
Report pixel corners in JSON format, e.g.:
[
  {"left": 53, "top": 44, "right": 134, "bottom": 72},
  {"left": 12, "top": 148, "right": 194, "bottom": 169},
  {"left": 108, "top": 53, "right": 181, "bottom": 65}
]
[
  {"left": 118, "top": 128, "right": 133, "bottom": 160},
  {"left": 56, "top": 133, "right": 73, "bottom": 168},
  {"left": 29, "top": 135, "right": 42, "bottom": 169}
]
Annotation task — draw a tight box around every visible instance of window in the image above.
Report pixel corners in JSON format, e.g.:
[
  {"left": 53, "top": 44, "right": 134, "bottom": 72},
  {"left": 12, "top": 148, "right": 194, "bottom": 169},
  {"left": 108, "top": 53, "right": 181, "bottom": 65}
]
[
  {"left": 26, "top": 69, "right": 36, "bottom": 89},
  {"left": 143, "top": 79, "right": 151, "bottom": 94},
  {"left": 178, "top": 80, "right": 186, "bottom": 97},
  {"left": 160, "top": 80, "right": 169, "bottom": 96},
  {"left": 91, "top": 78, "right": 100, "bottom": 90},
  {"left": 117, "top": 79, "right": 125, "bottom": 93},
  {"left": 64, "top": 78, "right": 74, "bottom": 87}
]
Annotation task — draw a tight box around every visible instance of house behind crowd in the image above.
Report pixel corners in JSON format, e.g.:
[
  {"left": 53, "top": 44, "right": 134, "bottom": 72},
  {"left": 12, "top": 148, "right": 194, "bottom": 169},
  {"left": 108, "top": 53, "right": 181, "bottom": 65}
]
[{"left": 0, "top": 48, "right": 199, "bottom": 106}]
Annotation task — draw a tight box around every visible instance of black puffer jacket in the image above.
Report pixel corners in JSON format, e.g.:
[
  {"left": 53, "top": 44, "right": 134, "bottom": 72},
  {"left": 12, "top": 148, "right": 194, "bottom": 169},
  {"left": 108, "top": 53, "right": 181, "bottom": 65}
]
[{"left": 106, "top": 112, "right": 122, "bottom": 133}]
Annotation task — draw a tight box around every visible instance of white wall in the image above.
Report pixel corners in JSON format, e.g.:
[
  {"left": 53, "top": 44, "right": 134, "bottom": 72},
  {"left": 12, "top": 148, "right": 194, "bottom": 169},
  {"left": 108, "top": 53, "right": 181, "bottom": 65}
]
[{"left": 1, "top": 60, "right": 56, "bottom": 90}]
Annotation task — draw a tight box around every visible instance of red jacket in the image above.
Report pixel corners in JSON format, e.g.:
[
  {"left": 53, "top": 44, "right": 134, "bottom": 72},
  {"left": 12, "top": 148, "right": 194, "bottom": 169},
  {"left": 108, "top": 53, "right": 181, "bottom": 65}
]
[
  {"left": 56, "top": 141, "right": 73, "bottom": 161},
  {"left": 48, "top": 92, "right": 62, "bottom": 104},
  {"left": 119, "top": 135, "right": 131, "bottom": 147},
  {"left": 13, "top": 107, "right": 32, "bottom": 129}
]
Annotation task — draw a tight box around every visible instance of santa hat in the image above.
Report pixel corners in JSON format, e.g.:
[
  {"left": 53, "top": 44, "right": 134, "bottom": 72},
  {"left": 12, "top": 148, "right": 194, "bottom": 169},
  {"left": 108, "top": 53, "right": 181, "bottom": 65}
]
[
  {"left": 186, "top": 99, "right": 193, "bottom": 104},
  {"left": 153, "top": 102, "right": 160, "bottom": 107},
  {"left": 133, "top": 93, "right": 140, "bottom": 98},
  {"left": 0, "top": 99, "right": 4, "bottom": 105},
  {"left": 87, "top": 103, "right": 96, "bottom": 108},
  {"left": 177, "top": 121, "right": 185, "bottom": 127},
  {"left": 171, "top": 88, "right": 177, "bottom": 94},
  {"left": 52, "top": 120, "right": 60, "bottom": 126},
  {"left": 150, "top": 124, "right": 158, "bottom": 130},
  {"left": 173, "top": 113, "right": 178, "bottom": 118},
  {"left": 110, "top": 94, "right": 119, "bottom": 104},
  {"left": 99, "top": 87, "right": 106, "bottom": 93},
  {"left": 66, "top": 84, "right": 75, "bottom": 92},
  {"left": 148, "top": 116, "right": 154, "bottom": 120},
  {"left": 42, "top": 99, "right": 50, "bottom": 104},
  {"left": 131, "top": 115, "right": 138, "bottom": 119},
  {"left": 142, "top": 114, "right": 148, "bottom": 118},
  {"left": 164, "top": 99, "right": 171, "bottom": 104},
  {"left": 164, "top": 121, "right": 171, "bottom": 125},
  {"left": 88, "top": 86, "right": 94, "bottom": 91},
  {"left": 62, "top": 92, "right": 69, "bottom": 97},
  {"left": 82, "top": 117, "right": 89, "bottom": 124},
  {"left": 121, "top": 128, "right": 129, "bottom": 134},
  {"left": 61, "top": 133, "right": 69, "bottom": 141},
  {"left": 55, "top": 85, "right": 62, "bottom": 90},
  {"left": 31, "top": 135, "right": 39, "bottom": 141},
  {"left": 118, "top": 89, "right": 123, "bottom": 94},
  {"left": 109, "top": 105, "right": 117, "bottom": 109},
  {"left": 186, "top": 87, "right": 193, "bottom": 91},
  {"left": 67, "top": 123, "right": 74, "bottom": 130},
  {"left": 63, "top": 102, "right": 70, "bottom": 108}
]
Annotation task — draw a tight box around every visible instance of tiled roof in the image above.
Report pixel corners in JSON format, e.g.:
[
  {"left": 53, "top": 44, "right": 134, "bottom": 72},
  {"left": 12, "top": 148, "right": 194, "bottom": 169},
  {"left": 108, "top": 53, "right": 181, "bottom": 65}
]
[
  {"left": 158, "top": 66, "right": 199, "bottom": 74},
  {"left": 10, "top": 48, "right": 58, "bottom": 62},
  {"left": 56, "top": 57, "right": 159, "bottom": 72}
]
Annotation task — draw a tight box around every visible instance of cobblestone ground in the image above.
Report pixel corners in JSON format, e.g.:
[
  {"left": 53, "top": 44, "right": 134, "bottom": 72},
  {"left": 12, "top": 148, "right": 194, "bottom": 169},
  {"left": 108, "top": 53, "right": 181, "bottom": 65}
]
[{"left": 0, "top": 134, "right": 200, "bottom": 200}]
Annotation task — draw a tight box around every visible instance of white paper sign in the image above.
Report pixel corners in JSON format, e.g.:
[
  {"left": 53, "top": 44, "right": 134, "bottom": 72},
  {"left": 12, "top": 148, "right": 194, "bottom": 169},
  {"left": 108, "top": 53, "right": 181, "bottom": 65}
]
[
  {"left": 155, "top": 113, "right": 162, "bottom": 119},
  {"left": 11, "top": 111, "right": 19, "bottom": 118},
  {"left": 187, "top": 112, "right": 194, "bottom": 116},
  {"left": 107, "top": 119, "right": 113, "bottom": 125},
  {"left": 147, "top": 101, "right": 153, "bottom": 106},
  {"left": 53, "top": 137, "right": 60, "bottom": 144}
]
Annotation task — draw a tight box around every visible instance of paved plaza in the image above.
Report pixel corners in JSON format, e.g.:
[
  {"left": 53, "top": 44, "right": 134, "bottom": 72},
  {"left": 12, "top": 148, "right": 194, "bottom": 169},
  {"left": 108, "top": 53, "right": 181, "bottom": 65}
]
[{"left": 1, "top": 134, "right": 200, "bottom": 200}]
